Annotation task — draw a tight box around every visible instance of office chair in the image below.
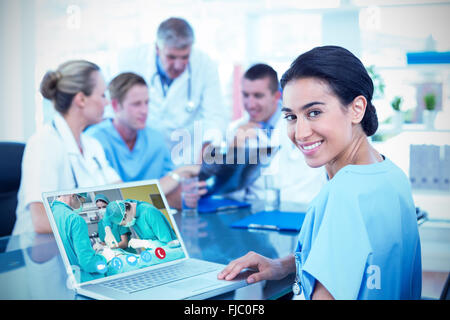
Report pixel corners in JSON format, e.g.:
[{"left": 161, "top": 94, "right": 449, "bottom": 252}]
[
  {"left": 440, "top": 273, "right": 450, "bottom": 300},
  {"left": 416, "top": 207, "right": 428, "bottom": 226},
  {"left": 0, "top": 142, "right": 25, "bottom": 237}
]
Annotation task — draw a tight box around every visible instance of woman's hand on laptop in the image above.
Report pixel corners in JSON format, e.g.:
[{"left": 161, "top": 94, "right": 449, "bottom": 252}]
[{"left": 217, "top": 251, "right": 295, "bottom": 284}]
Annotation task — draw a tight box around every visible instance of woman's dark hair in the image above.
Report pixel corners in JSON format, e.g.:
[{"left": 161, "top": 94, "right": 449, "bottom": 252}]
[
  {"left": 280, "top": 46, "right": 378, "bottom": 136},
  {"left": 244, "top": 63, "right": 279, "bottom": 93}
]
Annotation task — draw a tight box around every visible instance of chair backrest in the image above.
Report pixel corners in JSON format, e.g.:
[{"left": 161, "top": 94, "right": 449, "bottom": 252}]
[
  {"left": 440, "top": 273, "right": 450, "bottom": 300},
  {"left": 0, "top": 142, "right": 25, "bottom": 237},
  {"left": 416, "top": 207, "right": 428, "bottom": 226}
]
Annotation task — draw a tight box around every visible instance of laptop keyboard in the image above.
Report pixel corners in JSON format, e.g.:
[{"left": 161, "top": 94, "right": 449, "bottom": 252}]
[{"left": 99, "top": 260, "right": 220, "bottom": 294}]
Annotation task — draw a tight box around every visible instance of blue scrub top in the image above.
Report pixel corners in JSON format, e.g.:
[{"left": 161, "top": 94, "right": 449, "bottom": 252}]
[
  {"left": 86, "top": 119, "right": 174, "bottom": 182},
  {"left": 101, "top": 199, "right": 177, "bottom": 244},
  {"left": 130, "top": 199, "right": 177, "bottom": 243},
  {"left": 51, "top": 201, "right": 107, "bottom": 283},
  {"left": 296, "top": 157, "right": 422, "bottom": 300}
]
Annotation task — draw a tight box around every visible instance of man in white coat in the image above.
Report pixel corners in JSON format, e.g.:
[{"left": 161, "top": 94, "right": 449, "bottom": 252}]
[
  {"left": 227, "top": 64, "right": 327, "bottom": 204},
  {"left": 117, "top": 17, "right": 228, "bottom": 165}
]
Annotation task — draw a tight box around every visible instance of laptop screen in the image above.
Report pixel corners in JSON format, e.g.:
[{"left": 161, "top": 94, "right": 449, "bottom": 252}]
[{"left": 43, "top": 180, "right": 187, "bottom": 285}]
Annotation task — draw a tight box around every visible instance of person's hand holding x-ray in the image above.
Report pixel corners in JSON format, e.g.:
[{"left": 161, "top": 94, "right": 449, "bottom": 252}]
[{"left": 104, "top": 226, "right": 119, "bottom": 248}]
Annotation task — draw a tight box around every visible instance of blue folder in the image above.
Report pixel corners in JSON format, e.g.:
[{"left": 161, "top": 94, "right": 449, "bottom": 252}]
[
  {"left": 198, "top": 196, "right": 251, "bottom": 213},
  {"left": 407, "top": 51, "right": 450, "bottom": 64},
  {"left": 0, "top": 249, "right": 25, "bottom": 273},
  {"left": 230, "top": 210, "right": 306, "bottom": 232}
]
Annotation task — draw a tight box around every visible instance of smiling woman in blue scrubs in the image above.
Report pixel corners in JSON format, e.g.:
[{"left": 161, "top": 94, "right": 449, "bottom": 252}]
[{"left": 218, "top": 46, "right": 422, "bottom": 300}]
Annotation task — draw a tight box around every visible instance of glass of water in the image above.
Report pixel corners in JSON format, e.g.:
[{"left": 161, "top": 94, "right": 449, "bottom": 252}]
[
  {"left": 181, "top": 176, "right": 199, "bottom": 216},
  {"left": 264, "top": 175, "right": 280, "bottom": 211}
]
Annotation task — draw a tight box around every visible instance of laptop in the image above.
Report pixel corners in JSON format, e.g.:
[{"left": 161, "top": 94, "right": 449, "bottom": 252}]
[
  {"left": 199, "top": 145, "right": 279, "bottom": 196},
  {"left": 42, "top": 179, "right": 251, "bottom": 300}
]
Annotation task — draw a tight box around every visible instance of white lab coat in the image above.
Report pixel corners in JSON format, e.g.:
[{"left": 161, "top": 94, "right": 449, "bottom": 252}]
[
  {"left": 226, "top": 113, "right": 327, "bottom": 204},
  {"left": 13, "top": 113, "right": 120, "bottom": 235},
  {"left": 117, "top": 45, "right": 229, "bottom": 164}
]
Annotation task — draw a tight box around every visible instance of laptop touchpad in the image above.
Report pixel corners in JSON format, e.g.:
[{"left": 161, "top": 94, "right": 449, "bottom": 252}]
[{"left": 167, "top": 278, "right": 222, "bottom": 292}]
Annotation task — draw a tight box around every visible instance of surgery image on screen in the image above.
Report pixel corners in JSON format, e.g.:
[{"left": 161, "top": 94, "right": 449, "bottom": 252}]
[{"left": 47, "top": 184, "right": 185, "bottom": 283}]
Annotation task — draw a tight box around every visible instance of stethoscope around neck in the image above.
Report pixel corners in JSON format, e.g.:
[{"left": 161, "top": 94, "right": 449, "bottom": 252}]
[{"left": 149, "top": 62, "right": 195, "bottom": 113}]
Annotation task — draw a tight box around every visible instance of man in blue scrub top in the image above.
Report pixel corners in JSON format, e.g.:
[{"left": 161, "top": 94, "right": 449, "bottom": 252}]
[
  {"left": 87, "top": 72, "right": 205, "bottom": 209},
  {"left": 87, "top": 73, "right": 174, "bottom": 182},
  {"left": 104, "top": 199, "right": 178, "bottom": 250}
]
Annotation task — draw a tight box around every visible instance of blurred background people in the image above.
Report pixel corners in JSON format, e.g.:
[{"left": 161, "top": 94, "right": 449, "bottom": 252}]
[
  {"left": 118, "top": 17, "right": 229, "bottom": 164},
  {"left": 13, "top": 60, "right": 121, "bottom": 235},
  {"left": 227, "top": 63, "right": 327, "bottom": 204},
  {"left": 87, "top": 72, "right": 207, "bottom": 209}
]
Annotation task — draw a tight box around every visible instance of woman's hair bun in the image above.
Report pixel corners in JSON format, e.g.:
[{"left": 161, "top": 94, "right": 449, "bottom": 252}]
[
  {"left": 40, "top": 60, "right": 100, "bottom": 114},
  {"left": 40, "top": 71, "right": 61, "bottom": 100}
]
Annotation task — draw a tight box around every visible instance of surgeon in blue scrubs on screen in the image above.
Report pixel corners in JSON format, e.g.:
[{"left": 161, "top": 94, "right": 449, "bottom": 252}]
[
  {"left": 103, "top": 199, "right": 179, "bottom": 251},
  {"left": 95, "top": 193, "right": 133, "bottom": 252},
  {"left": 51, "top": 193, "right": 114, "bottom": 282},
  {"left": 218, "top": 46, "right": 422, "bottom": 300}
]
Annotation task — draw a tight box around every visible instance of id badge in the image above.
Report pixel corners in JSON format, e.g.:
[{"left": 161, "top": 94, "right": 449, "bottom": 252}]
[
  {"left": 292, "top": 282, "right": 302, "bottom": 295},
  {"left": 292, "top": 252, "right": 302, "bottom": 295}
]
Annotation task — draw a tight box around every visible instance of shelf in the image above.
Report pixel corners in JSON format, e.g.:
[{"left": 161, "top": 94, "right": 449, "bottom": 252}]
[{"left": 374, "top": 123, "right": 450, "bottom": 137}]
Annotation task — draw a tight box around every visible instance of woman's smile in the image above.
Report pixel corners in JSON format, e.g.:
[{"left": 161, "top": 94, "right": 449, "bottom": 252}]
[{"left": 297, "top": 140, "right": 323, "bottom": 155}]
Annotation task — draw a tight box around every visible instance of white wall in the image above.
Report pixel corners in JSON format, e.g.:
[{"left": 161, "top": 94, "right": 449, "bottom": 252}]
[
  {"left": 1, "top": 0, "right": 449, "bottom": 143},
  {"left": 0, "top": 0, "right": 36, "bottom": 143}
]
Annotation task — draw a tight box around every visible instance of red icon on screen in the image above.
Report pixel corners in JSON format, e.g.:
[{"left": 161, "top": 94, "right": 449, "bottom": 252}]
[{"left": 155, "top": 247, "right": 166, "bottom": 259}]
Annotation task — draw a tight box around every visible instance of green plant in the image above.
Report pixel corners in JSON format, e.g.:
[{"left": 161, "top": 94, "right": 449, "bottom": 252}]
[
  {"left": 366, "top": 65, "right": 385, "bottom": 99},
  {"left": 424, "top": 93, "right": 436, "bottom": 111},
  {"left": 391, "top": 96, "right": 402, "bottom": 111}
]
